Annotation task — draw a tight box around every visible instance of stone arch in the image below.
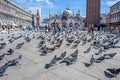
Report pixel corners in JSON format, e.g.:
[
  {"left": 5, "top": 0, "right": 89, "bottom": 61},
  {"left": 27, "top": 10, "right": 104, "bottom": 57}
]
[
  {"left": 74, "top": 23, "right": 79, "bottom": 27},
  {"left": 62, "top": 21, "right": 67, "bottom": 27},
  {"left": 62, "top": 16, "right": 67, "bottom": 21},
  {"left": 69, "top": 22, "right": 73, "bottom": 27}
]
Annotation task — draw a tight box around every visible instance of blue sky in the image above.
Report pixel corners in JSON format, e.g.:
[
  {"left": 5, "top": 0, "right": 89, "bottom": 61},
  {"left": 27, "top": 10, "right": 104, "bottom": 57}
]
[{"left": 12, "top": 0, "right": 120, "bottom": 19}]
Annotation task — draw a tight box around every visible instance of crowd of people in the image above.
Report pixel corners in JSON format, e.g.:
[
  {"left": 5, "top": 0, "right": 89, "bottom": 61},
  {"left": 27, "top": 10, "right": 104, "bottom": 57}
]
[
  {"left": 87, "top": 24, "right": 120, "bottom": 35},
  {"left": 0, "top": 22, "right": 120, "bottom": 35}
]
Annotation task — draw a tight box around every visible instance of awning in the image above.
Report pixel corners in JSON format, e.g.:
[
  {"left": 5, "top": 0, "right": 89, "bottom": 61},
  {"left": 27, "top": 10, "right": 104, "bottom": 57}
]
[
  {"left": 12, "top": 23, "right": 18, "bottom": 26},
  {"left": 3, "top": 22, "right": 6, "bottom": 25}
]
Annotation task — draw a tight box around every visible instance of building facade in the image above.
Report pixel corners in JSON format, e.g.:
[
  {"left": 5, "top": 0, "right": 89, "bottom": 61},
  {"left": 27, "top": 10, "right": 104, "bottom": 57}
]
[
  {"left": 0, "top": 0, "right": 32, "bottom": 30},
  {"left": 106, "top": 1, "right": 120, "bottom": 27},
  {"left": 86, "top": 0, "right": 100, "bottom": 27},
  {"left": 100, "top": 13, "right": 107, "bottom": 25},
  {"left": 48, "top": 8, "right": 85, "bottom": 30}
]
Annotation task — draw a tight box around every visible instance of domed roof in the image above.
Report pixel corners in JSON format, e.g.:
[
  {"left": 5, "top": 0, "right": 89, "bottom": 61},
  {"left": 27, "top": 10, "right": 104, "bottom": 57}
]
[
  {"left": 57, "top": 11, "right": 62, "bottom": 16},
  {"left": 76, "top": 10, "right": 82, "bottom": 16},
  {"left": 76, "top": 10, "right": 82, "bottom": 18},
  {"left": 63, "top": 8, "right": 73, "bottom": 17}
]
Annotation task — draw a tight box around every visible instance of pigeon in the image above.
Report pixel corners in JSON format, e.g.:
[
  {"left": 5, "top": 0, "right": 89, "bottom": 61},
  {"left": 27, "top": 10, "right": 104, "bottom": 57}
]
[
  {"left": 7, "top": 55, "right": 22, "bottom": 66},
  {"left": 36, "top": 36, "right": 41, "bottom": 39},
  {"left": 50, "top": 55, "right": 58, "bottom": 65},
  {"left": 45, "top": 55, "right": 58, "bottom": 69},
  {"left": 95, "top": 48, "right": 104, "bottom": 55},
  {"left": 0, "top": 45, "right": 5, "bottom": 50},
  {"left": 60, "top": 49, "right": 78, "bottom": 65},
  {"left": 47, "top": 46, "right": 56, "bottom": 53},
  {"left": 60, "top": 56, "right": 71, "bottom": 65},
  {"left": 9, "top": 38, "right": 14, "bottom": 43},
  {"left": 114, "top": 39, "right": 119, "bottom": 45},
  {"left": 71, "top": 43, "right": 78, "bottom": 49},
  {"left": 32, "top": 34, "right": 35, "bottom": 38},
  {"left": 107, "top": 68, "right": 120, "bottom": 77},
  {"left": 39, "top": 45, "right": 46, "bottom": 51},
  {"left": 61, "top": 55, "right": 77, "bottom": 66},
  {"left": 12, "top": 34, "right": 14, "bottom": 36},
  {"left": 70, "top": 49, "right": 78, "bottom": 57},
  {"left": 7, "top": 36, "right": 10, "bottom": 38},
  {"left": 25, "top": 37, "right": 31, "bottom": 42},
  {"left": 69, "top": 56, "right": 78, "bottom": 64},
  {"left": 74, "top": 39, "right": 80, "bottom": 44},
  {"left": 0, "top": 63, "right": 9, "bottom": 76},
  {"left": 0, "top": 42, "right": 6, "bottom": 46},
  {"left": 66, "top": 43, "right": 71, "bottom": 46},
  {"left": 90, "top": 55, "right": 95, "bottom": 65},
  {"left": 39, "top": 40, "right": 45, "bottom": 45},
  {"left": 0, "top": 54, "right": 5, "bottom": 61},
  {"left": 58, "top": 51, "right": 66, "bottom": 60},
  {"left": 5, "top": 49, "right": 14, "bottom": 55},
  {"left": 95, "top": 55, "right": 105, "bottom": 63},
  {"left": 67, "top": 38, "right": 74, "bottom": 43},
  {"left": 104, "top": 53, "right": 117, "bottom": 59},
  {"left": 0, "top": 38, "right": 4, "bottom": 41},
  {"left": 103, "top": 45, "right": 111, "bottom": 50},
  {"left": 40, "top": 49, "right": 47, "bottom": 56},
  {"left": 55, "top": 43, "right": 62, "bottom": 48},
  {"left": 84, "top": 47, "right": 91, "bottom": 53},
  {"left": 16, "top": 42, "right": 24, "bottom": 49},
  {"left": 46, "top": 37, "right": 51, "bottom": 42},
  {"left": 81, "top": 40, "right": 86, "bottom": 46}
]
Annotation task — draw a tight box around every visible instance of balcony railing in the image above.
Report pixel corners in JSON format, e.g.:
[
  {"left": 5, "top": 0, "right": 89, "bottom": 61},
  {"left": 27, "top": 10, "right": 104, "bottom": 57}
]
[
  {"left": 0, "top": 8, "right": 32, "bottom": 21},
  {"left": 110, "top": 9, "right": 120, "bottom": 14}
]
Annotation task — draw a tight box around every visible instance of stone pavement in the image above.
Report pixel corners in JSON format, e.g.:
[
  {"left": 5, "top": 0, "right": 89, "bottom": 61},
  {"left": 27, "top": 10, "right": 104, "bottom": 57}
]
[{"left": 0, "top": 31, "right": 120, "bottom": 80}]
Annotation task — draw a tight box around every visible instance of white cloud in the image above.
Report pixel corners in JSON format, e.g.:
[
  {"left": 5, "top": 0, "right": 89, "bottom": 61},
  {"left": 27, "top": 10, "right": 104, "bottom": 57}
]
[
  {"left": 45, "top": 0, "right": 55, "bottom": 8},
  {"left": 106, "top": 0, "right": 120, "bottom": 6},
  {"left": 34, "top": 0, "right": 55, "bottom": 8},
  {"left": 13, "top": 0, "right": 55, "bottom": 8}
]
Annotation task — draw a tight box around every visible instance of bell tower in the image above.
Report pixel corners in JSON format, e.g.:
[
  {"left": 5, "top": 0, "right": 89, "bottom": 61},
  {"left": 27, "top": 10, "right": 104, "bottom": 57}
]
[
  {"left": 36, "top": 10, "right": 40, "bottom": 26},
  {"left": 86, "top": 0, "right": 100, "bottom": 27}
]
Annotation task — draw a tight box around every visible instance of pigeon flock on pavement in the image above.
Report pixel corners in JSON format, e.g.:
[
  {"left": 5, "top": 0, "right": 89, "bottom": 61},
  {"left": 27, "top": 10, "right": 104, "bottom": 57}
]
[{"left": 0, "top": 30, "right": 120, "bottom": 78}]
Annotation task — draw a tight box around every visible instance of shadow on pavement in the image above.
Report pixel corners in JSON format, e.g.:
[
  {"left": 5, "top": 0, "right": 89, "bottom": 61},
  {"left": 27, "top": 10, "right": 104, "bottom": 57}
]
[{"left": 104, "top": 71, "right": 114, "bottom": 78}]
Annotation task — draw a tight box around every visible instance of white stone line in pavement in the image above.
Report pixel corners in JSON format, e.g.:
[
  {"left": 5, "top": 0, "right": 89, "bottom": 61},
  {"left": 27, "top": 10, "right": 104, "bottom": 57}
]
[
  {"left": 16, "top": 51, "right": 38, "bottom": 64},
  {"left": 25, "top": 64, "right": 66, "bottom": 79},
  {"left": 102, "top": 61, "right": 120, "bottom": 68},
  {"left": 51, "top": 71, "right": 70, "bottom": 80},
  {"left": 69, "top": 66, "right": 101, "bottom": 80}
]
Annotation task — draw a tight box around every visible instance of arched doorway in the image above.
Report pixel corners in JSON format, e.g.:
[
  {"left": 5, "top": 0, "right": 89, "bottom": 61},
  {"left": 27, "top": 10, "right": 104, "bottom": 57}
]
[
  {"left": 69, "top": 22, "right": 73, "bottom": 27},
  {"left": 62, "top": 16, "right": 67, "bottom": 21},
  {"left": 74, "top": 23, "right": 79, "bottom": 30},
  {"left": 74, "top": 23, "right": 79, "bottom": 27},
  {"left": 62, "top": 21, "right": 67, "bottom": 28}
]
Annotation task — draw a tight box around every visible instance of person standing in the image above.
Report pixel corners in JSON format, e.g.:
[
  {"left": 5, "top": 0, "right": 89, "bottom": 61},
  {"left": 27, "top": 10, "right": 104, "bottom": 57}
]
[
  {"left": 8, "top": 25, "right": 10, "bottom": 34},
  {"left": 53, "top": 22, "right": 57, "bottom": 35},
  {"left": 59, "top": 21, "right": 63, "bottom": 33},
  {"left": 45, "top": 25, "right": 47, "bottom": 34},
  {"left": 91, "top": 24, "right": 94, "bottom": 34}
]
